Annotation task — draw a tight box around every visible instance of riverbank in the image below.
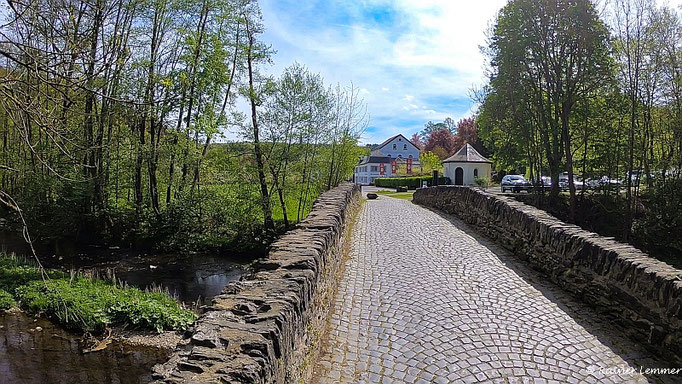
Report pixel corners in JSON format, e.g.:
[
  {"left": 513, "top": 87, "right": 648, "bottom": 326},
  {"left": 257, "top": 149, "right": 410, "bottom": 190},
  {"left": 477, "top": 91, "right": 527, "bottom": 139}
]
[{"left": 0, "top": 254, "right": 197, "bottom": 333}]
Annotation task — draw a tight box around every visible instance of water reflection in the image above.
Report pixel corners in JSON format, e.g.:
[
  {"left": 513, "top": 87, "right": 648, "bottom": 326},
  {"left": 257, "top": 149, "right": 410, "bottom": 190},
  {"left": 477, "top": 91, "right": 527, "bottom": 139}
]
[
  {"left": 0, "top": 311, "right": 170, "bottom": 384},
  {"left": 47, "top": 251, "right": 248, "bottom": 305}
]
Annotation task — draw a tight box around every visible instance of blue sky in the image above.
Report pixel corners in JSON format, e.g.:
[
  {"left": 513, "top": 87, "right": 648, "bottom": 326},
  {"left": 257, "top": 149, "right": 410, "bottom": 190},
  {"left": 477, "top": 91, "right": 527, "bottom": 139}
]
[
  {"left": 257, "top": 0, "right": 508, "bottom": 144},
  {"left": 256, "top": 0, "right": 682, "bottom": 145}
]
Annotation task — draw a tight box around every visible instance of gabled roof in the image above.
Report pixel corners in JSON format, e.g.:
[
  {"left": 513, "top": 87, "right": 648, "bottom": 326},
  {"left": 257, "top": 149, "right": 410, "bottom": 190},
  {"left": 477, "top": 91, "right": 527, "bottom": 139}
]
[
  {"left": 358, "top": 155, "right": 392, "bottom": 165},
  {"left": 373, "top": 134, "right": 420, "bottom": 152},
  {"left": 442, "top": 143, "right": 491, "bottom": 163}
]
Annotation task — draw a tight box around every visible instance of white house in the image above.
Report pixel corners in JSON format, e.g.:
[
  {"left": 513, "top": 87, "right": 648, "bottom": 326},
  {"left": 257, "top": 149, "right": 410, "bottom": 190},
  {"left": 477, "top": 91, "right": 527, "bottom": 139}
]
[
  {"left": 442, "top": 144, "right": 492, "bottom": 185},
  {"left": 354, "top": 134, "right": 421, "bottom": 185}
]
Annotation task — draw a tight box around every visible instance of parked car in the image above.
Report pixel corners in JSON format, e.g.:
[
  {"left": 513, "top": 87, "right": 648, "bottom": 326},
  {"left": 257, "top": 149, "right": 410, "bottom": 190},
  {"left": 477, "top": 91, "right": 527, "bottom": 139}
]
[
  {"left": 625, "top": 170, "right": 644, "bottom": 184},
  {"left": 530, "top": 176, "right": 552, "bottom": 190},
  {"left": 559, "top": 173, "right": 584, "bottom": 191},
  {"left": 501, "top": 175, "right": 531, "bottom": 193},
  {"left": 586, "top": 176, "right": 622, "bottom": 189}
]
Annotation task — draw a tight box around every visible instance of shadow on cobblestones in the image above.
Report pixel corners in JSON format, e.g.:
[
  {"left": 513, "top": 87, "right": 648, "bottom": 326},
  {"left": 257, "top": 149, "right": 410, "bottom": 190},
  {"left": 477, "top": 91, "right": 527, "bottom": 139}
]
[
  {"left": 426, "top": 206, "right": 679, "bottom": 384},
  {"left": 313, "top": 196, "right": 682, "bottom": 384}
]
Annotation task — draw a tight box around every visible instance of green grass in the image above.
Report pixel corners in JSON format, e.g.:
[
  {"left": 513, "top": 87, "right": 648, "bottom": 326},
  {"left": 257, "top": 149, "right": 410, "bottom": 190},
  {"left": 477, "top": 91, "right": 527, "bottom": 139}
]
[
  {"left": 375, "top": 190, "right": 415, "bottom": 200},
  {"left": 0, "top": 254, "right": 196, "bottom": 333}
]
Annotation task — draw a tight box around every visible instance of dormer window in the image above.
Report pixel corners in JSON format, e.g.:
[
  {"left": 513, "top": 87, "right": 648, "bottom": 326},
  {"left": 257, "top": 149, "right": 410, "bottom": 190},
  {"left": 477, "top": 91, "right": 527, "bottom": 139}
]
[{"left": 392, "top": 143, "right": 397, "bottom": 150}]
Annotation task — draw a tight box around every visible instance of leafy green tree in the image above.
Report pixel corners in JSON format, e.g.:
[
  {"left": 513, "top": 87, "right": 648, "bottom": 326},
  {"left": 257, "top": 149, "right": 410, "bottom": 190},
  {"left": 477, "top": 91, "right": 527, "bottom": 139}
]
[{"left": 483, "top": 0, "right": 611, "bottom": 221}]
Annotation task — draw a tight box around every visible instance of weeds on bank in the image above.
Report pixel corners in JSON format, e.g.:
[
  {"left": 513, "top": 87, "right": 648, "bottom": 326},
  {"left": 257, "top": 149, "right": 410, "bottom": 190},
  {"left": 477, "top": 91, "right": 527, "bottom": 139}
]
[
  {"left": 0, "top": 253, "right": 196, "bottom": 333},
  {"left": 0, "top": 289, "right": 15, "bottom": 309}
]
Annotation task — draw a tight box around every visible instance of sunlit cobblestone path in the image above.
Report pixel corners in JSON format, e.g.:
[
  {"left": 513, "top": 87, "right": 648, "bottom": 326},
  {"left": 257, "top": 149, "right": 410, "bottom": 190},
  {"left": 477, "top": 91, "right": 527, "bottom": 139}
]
[{"left": 313, "top": 196, "right": 657, "bottom": 384}]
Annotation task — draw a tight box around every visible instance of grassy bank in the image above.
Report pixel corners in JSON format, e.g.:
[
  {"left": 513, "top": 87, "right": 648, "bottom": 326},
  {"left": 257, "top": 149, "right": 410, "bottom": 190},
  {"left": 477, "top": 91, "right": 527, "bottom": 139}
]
[
  {"left": 0, "top": 255, "right": 196, "bottom": 333},
  {"left": 375, "top": 190, "right": 415, "bottom": 200}
]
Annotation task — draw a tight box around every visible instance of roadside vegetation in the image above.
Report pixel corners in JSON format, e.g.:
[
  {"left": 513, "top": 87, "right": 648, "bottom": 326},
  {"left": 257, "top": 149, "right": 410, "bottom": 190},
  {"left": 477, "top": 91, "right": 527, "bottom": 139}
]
[
  {"left": 374, "top": 176, "right": 450, "bottom": 189},
  {"left": 475, "top": 0, "right": 681, "bottom": 246},
  {"left": 375, "top": 191, "right": 414, "bottom": 201},
  {"left": 0, "top": 254, "right": 196, "bottom": 333}
]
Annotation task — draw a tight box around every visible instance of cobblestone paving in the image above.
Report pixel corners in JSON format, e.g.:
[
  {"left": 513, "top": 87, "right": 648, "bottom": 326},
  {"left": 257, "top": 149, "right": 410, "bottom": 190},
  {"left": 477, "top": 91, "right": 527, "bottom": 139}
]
[{"left": 312, "top": 196, "right": 669, "bottom": 384}]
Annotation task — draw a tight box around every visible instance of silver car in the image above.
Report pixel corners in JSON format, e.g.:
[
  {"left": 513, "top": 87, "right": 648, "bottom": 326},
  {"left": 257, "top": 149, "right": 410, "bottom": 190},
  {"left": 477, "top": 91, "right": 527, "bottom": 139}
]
[{"left": 501, "top": 175, "right": 531, "bottom": 193}]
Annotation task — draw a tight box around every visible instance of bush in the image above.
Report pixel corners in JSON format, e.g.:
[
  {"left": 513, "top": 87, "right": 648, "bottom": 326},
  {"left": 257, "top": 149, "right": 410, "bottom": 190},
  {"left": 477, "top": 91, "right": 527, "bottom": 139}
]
[
  {"left": 375, "top": 176, "right": 450, "bottom": 189},
  {"left": 474, "top": 177, "right": 491, "bottom": 189},
  {"left": 0, "top": 289, "right": 15, "bottom": 310}
]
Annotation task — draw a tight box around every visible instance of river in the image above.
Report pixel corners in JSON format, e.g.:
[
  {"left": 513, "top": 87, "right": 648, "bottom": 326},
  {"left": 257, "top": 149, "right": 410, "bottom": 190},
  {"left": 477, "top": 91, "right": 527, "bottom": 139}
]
[{"left": 0, "top": 233, "right": 254, "bottom": 383}]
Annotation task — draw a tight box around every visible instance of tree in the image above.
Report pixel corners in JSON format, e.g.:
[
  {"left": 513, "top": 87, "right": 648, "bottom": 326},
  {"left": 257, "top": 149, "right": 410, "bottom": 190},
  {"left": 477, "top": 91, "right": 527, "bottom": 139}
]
[
  {"left": 420, "top": 151, "right": 442, "bottom": 174},
  {"left": 423, "top": 129, "right": 461, "bottom": 160},
  {"left": 241, "top": 0, "right": 275, "bottom": 234},
  {"left": 484, "top": 0, "right": 611, "bottom": 221}
]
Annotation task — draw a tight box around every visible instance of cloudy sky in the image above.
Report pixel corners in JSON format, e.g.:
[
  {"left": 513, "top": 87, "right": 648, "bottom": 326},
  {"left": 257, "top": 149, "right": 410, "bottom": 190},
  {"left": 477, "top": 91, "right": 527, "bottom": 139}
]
[
  {"left": 256, "top": 0, "right": 682, "bottom": 145},
  {"left": 257, "top": 0, "right": 508, "bottom": 144}
]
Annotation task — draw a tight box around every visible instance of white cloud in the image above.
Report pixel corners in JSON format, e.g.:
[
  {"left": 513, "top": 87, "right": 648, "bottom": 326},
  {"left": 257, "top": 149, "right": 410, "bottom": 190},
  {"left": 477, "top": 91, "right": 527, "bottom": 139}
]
[
  {"left": 253, "top": 0, "right": 509, "bottom": 143},
  {"left": 252, "top": 0, "right": 682, "bottom": 144}
]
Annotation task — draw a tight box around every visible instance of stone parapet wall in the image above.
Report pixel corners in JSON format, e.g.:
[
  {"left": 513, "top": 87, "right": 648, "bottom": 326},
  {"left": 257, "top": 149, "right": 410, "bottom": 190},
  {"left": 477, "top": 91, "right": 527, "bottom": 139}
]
[
  {"left": 413, "top": 186, "right": 682, "bottom": 361},
  {"left": 152, "top": 183, "right": 360, "bottom": 383}
]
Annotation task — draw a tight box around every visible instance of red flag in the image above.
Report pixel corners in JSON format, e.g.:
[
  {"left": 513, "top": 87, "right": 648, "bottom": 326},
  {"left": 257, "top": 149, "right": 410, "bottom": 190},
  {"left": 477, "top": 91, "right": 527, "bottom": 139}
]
[
  {"left": 407, "top": 158, "right": 413, "bottom": 174},
  {"left": 391, "top": 160, "right": 397, "bottom": 174},
  {"left": 380, "top": 163, "right": 385, "bottom": 175}
]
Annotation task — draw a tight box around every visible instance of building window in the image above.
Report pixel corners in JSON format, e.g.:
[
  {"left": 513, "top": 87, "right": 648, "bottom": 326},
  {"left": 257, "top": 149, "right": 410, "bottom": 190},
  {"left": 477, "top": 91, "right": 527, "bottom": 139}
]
[
  {"left": 392, "top": 143, "right": 397, "bottom": 150},
  {"left": 474, "top": 168, "right": 479, "bottom": 177},
  {"left": 408, "top": 155, "right": 413, "bottom": 159},
  {"left": 370, "top": 166, "right": 378, "bottom": 172},
  {"left": 403, "top": 144, "right": 407, "bottom": 150}
]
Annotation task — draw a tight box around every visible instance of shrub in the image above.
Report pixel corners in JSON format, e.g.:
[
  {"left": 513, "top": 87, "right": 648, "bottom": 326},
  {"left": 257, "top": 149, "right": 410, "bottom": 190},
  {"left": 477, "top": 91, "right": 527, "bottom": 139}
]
[
  {"left": 474, "top": 177, "right": 491, "bottom": 189},
  {"left": 0, "top": 289, "right": 15, "bottom": 310},
  {"left": 375, "top": 176, "right": 450, "bottom": 189}
]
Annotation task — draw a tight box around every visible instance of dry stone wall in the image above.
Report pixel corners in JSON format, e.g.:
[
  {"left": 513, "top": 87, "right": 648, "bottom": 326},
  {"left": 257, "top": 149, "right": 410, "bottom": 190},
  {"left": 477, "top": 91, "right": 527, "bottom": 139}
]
[
  {"left": 152, "top": 183, "right": 360, "bottom": 383},
  {"left": 413, "top": 186, "right": 682, "bottom": 362}
]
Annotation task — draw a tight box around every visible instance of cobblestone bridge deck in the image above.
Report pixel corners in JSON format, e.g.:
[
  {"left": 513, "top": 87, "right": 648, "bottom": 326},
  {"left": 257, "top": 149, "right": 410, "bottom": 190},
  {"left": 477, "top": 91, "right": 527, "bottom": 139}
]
[{"left": 313, "top": 195, "right": 672, "bottom": 384}]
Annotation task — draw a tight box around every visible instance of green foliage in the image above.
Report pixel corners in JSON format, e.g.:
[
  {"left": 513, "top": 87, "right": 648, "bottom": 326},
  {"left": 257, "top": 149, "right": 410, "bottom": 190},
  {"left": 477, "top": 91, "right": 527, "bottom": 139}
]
[
  {"left": 0, "top": 257, "right": 67, "bottom": 292},
  {"left": 0, "top": 255, "right": 196, "bottom": 333},
  {"left": 633, "top": 177, "right": 682, "bottom": 264},
  {"left": 0, "top": 0, "right": 365, "bottom": 256},
  {"left": 0, "top": 289, "right": 15, "bottom": 310},
  {"left": 375, "top": 176, "right": 450, "bottom": 189},
  {"left": 419, "top": 151, "right": 443, "bottom": 174},
  {"left": 473, "top": 177, "right": 491, "bottom": 189}
]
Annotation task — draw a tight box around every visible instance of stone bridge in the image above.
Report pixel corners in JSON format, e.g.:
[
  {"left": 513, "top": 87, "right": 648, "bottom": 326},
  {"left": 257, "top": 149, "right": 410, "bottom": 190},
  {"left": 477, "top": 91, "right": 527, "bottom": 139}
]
[
  {"left": 154, "top": 184, "right": 681, "bottom": 384},
  {"left": 313, "top": 193, "right": 678, "bottom": 383}
]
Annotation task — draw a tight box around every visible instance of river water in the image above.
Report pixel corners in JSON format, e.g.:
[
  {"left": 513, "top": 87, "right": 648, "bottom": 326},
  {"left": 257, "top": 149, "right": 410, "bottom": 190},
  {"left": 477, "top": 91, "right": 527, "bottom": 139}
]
[
  {"left": 0, "top": 233, "right": 254, "bottom": 383},
  {"left": 0, "top": 311, "right": 172, "bottom": 383}
]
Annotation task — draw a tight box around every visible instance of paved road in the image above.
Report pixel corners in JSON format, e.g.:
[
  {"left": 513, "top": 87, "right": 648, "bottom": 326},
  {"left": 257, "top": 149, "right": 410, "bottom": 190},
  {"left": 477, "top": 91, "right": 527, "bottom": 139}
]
[{"left": 313, "top": 196, "right": 668, "bottom": 384}]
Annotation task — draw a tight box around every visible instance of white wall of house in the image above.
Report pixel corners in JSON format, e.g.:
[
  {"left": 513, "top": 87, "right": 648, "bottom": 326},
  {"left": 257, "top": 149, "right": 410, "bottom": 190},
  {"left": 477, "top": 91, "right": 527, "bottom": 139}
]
[
  {"left": 354, "top": 163, "right": 393, "bottom": 185},
  {"left": 375, "top": 136, "right": 419, "bottom": 161},
  {"left": 443, "top": 162, "right": 492, "bottom": 186}
]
